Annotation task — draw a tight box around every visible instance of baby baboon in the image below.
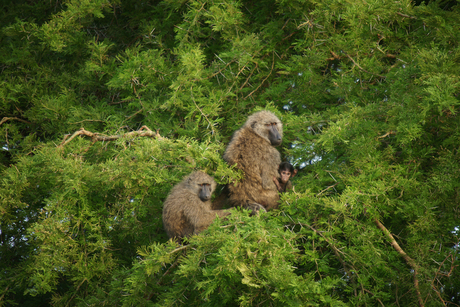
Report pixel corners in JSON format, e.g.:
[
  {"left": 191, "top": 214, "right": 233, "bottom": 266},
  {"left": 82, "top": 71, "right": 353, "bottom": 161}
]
[
  {"left": 273, "top": 162, "right": 297, "bottom": 193},
  {"left": 162, "top": 171, "right": 230, "bottom": 241},
  {"left": 223, "top": 110, "right": 282, "bottom": 211}
]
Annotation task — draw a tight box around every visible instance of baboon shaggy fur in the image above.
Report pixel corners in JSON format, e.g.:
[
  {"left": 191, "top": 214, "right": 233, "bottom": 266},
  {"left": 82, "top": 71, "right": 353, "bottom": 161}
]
[
  {"left": 162, "top": 171, "right": 230, "bottom": 240},
  {"left": 223, "top": 110, "right": 282, "bottom": 211}
]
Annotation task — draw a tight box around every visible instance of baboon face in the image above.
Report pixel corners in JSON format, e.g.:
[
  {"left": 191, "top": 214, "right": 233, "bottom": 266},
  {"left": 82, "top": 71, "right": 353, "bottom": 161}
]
[
  {"left": 266, "top": 122, "right": 282, "bottom": 146},
  {"left": 279, "top": 169, "right": 292, "bottom": 184},
  {"left": 185, "top": 172, "right": 216, "bottom": 202},
  {"left": 246, "top": 111, "right": 283, "bottom": 146},
  {"left": 198, "top": 183, "right": 213, "bottom": 201}
]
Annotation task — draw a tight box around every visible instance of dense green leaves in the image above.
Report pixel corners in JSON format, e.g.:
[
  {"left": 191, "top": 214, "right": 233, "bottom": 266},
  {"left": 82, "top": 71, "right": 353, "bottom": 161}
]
[{"left": 1, "top": 0, "right": 460, "bottom": 306}]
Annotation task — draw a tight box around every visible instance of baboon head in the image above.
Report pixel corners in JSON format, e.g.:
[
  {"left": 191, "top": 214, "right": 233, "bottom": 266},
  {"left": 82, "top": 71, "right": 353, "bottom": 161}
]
[
  {"left": 186, "top": 171, "right": 217, "bottom": 202},
  {"left": 244, "top": 111, "right": 283, "bottom": 146},
  {"left": 279, "top": 162, "right": 297, "bottom": 184}
]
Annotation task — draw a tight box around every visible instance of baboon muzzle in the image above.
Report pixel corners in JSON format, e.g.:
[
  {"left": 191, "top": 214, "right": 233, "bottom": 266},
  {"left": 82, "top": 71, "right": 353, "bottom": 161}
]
[
  {"left": 269, "top": 125, "right": 282, "bottom": 146},
  {"left": 199, "top": 184, "right": 212, "bottom": 201}
]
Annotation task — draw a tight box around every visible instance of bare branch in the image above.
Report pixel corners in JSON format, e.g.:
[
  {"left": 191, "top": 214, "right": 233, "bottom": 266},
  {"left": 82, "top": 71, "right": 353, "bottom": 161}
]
[
  {"left": 58, "top": 125, "right": 163, "bottom": 148},
  {"left": 377, "top": 131, "right": 396, "bottom": 139}
]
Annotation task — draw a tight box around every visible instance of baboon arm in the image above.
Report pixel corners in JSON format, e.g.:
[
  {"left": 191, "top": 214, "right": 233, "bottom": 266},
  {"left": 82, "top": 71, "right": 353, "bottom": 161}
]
[
  {"left": 261, "top": 169, "right": 276, "bottom": 189},
  {"left": 193, "top": 210, "right": 228, "bottom": 234},
  {"left": 193, "top": 219, "right": 214, "bottom": 234},
  {"left": 190, "top": 208, "right": 230, "bottom": 235},
  {"left": 273, "top": 177, "right": 283, "bottom": 192},
  {"left": 213, "top": 209, "right": 231, "bottom": 218}
]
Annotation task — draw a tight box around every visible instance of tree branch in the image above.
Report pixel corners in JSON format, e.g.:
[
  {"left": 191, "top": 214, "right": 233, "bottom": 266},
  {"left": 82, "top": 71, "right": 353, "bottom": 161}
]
[
  {"left": 377, "top": 131, "right": 396, "bottom": 139},
  {"left": 58, "top": 125, "right": 163, "bottom": 148},
  {"left": 0, "top": 117, "right": 32, "bottom": 126},
  {"left": 374, "top": 218, "right": 424, "bottom": 307}
]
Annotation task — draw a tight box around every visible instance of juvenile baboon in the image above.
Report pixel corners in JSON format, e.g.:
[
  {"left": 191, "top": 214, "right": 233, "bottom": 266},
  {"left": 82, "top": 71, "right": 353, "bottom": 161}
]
[
  {"left": 162, "top": 171, "right": 230, "bottom": 241},
  {"left": 223, "top": 110, "right": 283, "bottom": 211}
]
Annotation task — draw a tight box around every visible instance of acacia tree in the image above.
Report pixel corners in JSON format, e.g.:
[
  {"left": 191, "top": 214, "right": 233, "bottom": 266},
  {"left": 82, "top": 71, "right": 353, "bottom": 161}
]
[{"left": 1, "top": 0, "right": 459, "bottom": 306}]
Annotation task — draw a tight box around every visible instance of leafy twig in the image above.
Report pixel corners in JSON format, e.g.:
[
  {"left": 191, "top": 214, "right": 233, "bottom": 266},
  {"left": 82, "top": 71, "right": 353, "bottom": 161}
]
[
  {"left": 244, "top": 52, "right": 275, "bottom": 99},
  {"left": 316, "top": 182, "right": 339, "bottom": 197},
  {"left": 396, "top": 12, "right": 417, "bottom": 19},
  {"left": 346, "top": 54, "right": 386, "bottom": 79},
  {"left": 190, "top": 86, "right": 216, "bottom": 137},
  {"left": 145, "top": 245, "right": 188, "bottom": 300}
]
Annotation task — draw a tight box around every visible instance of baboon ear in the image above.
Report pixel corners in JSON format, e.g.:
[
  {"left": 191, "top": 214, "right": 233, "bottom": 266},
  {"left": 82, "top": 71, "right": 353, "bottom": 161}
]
[{"left": 251, "top": 121, "right": 257, "bottom": 129}]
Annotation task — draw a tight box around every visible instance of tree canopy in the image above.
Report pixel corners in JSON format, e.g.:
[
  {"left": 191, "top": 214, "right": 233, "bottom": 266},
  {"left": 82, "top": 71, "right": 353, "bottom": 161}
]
[{"left": 1, "top": 0, "right": 459, "bottom": 306}]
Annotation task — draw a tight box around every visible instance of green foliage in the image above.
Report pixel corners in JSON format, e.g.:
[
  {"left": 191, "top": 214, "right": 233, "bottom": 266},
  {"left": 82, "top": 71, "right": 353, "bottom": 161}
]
[{"left": 1, "top": 0, "right": 460, "bottom": 306}]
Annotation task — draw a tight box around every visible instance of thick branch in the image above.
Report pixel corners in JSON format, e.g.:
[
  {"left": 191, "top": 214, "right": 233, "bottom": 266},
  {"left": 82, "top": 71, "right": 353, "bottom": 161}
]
[
  {"left": 374, "top": 218, "right": 424, "bottom": 307},
  {"left": 59, "top": 125, "right": 163, "bottom": 148}
]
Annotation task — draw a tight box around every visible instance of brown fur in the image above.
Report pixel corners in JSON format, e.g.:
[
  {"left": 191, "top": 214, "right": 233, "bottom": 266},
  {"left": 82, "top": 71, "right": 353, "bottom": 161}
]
[
  {"left": 162, "top": 171, "right": 230, "bottom": 240},
  {"left": 223, "top": 111, "right": 282, "bottom": 211}
]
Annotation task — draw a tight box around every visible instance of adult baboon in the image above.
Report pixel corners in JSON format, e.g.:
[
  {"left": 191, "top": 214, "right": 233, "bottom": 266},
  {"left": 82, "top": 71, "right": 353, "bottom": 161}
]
[
  {"left": 223, "top": 110, "right": 282, "bottom": 211},
  {"left": 162, "top": 171, "right": 230, "bottom": 241}
]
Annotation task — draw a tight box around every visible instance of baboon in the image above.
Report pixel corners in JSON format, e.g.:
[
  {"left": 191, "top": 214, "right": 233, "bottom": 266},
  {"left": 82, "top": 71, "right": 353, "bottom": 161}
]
[
  {"left": 162, "top": 171, "right": 230, "bottom": 241},
  {"left": 223, "top": 110, "right": 283, "bottom": 211},
  {"left": 273, "top": 162, "right": 297, "bottom": 193}
]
